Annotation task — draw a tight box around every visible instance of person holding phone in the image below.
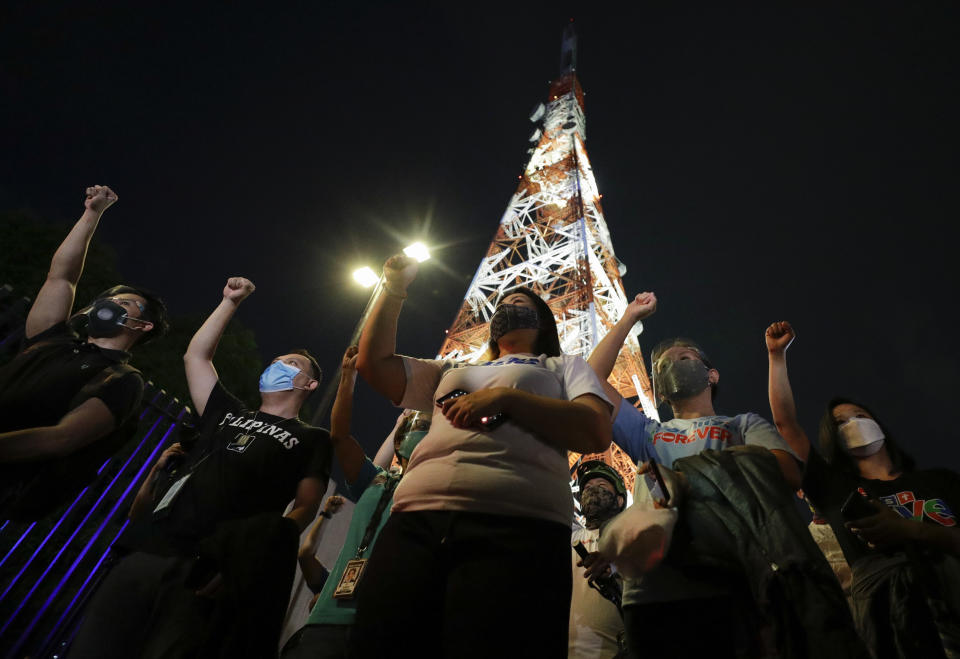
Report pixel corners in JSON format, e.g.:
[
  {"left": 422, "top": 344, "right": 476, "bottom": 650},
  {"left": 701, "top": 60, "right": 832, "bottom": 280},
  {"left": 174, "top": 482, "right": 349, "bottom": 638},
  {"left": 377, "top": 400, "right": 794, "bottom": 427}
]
[
  {"left": 766, "top": 320, "right": 960, "bottom": 658},
  {"left": 570, "top": 460, "right": 628, "bottom": 658},
  {"left": 351, "top": 254, "right": 612, "bottom": 659}
]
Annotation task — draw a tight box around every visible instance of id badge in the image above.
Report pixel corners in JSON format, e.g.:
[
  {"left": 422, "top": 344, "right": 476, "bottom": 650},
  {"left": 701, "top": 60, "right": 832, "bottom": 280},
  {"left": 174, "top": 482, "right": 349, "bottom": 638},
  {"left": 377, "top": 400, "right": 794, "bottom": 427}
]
[
  {"left": 153, "top": 473, "right": 191, "bottom": 514},
  {"left": 333, "top": 558, "right": 368, "bottom": 599}
]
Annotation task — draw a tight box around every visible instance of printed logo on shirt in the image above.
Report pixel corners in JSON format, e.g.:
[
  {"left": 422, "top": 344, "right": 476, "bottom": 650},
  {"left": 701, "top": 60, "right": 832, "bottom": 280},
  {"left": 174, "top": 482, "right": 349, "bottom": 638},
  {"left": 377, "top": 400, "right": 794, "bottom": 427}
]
[
  {"left": 651, "top": 424, "right": 733, "bottom": 446},
  {"left": 480, "top": 356, "right": 542, "bottom": 367},
  {"left": 873, "top": 490, "right": 957, "bottom": 527},
  {"left": 219, "top": 412, "right": 300, "bottom": 450}
]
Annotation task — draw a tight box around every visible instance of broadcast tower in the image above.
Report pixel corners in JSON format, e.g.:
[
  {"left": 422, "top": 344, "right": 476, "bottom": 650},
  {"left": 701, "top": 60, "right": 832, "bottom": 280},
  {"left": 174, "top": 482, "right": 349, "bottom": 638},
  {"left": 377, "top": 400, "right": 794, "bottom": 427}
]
[{"left": 436, "top": 24, "right": 657, "bottom": 488}]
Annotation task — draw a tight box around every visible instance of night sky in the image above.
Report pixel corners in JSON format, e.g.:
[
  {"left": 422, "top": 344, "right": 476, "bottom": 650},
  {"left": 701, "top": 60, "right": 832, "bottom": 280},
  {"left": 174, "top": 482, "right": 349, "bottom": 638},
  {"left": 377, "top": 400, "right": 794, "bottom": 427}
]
[{"left": 2, "top": 3, "right": 957, "bottom": 469}]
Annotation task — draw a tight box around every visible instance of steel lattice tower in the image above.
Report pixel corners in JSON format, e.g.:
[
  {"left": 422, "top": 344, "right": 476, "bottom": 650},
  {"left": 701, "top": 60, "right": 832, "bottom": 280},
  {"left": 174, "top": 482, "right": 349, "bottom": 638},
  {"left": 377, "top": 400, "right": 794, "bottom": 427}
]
[{"left": 436, "top": 25, "right": 658, "bottom": 488}]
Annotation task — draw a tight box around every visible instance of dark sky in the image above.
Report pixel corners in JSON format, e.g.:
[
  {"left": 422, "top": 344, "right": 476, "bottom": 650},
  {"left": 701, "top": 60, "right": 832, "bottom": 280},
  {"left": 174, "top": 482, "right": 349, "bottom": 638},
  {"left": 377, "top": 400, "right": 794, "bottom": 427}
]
[{"left": 2, "top": 2, "right": 957, "bottom": 468}]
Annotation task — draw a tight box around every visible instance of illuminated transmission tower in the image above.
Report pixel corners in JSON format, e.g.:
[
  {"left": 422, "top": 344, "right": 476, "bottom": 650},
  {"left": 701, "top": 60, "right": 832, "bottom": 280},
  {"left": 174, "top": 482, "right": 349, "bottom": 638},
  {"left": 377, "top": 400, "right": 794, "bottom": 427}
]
[{"left": 436, "top": 25, "right": 658, "bottom": 487}]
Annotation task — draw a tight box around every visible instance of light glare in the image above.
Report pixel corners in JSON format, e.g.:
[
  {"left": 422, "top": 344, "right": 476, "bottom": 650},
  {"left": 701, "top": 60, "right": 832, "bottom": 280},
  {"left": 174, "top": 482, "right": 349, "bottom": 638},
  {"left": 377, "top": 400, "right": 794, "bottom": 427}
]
[
  {"left": 403, "top": 242, "right": 431, "bottom": 263},
  {"left": 353, "top": 266, "right": 379, "bottom": 288}
]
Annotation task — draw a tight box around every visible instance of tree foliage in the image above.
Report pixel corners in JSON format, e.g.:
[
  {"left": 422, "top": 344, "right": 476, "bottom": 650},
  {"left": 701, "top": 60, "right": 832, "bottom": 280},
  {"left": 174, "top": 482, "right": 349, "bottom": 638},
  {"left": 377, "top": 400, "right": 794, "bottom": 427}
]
[{"left": 0, "top": 211, "right": 262, "bottom": 407}]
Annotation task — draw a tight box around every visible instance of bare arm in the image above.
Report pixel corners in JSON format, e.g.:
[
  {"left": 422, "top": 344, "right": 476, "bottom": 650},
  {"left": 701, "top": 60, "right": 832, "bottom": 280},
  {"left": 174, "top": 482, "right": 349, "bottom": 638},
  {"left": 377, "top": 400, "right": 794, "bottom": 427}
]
[
  {"left": 765, "top": 321, "right": 810, "bottom": 463},
  {"left": 441, "top": 389, "right": 612, "bottom": 454},
  {"left": 913, "top": 523, "right": 960, "bottom": 555},
  {"left": 128, "top": 442, "right": 186, "bottom": 519},
  {"left": 285, "top": 476, "right": 325, "bottom": 533},
  {"left": 849, "top": 502, "right": 960, "bottom": 556},
  {"left": 587, "top": 292, "right": 657, "bottom": 382},
  {"left": 183, "top": 277, "right": 255, "bottom": 416},
  {"left": 25, "top": 186, "right": 118, "bottom": 338},
  {"left": 0, "top": 397, "right": 115, "bottom": 462},
  {"left": 331, "top": 347, "right": 368, "bottom": 484},
  {"left": 356, "top": 255, "right": 419, "bottom": 405},
  {"left": 297, "top": 495, "right": 344, "bottom": 591}
]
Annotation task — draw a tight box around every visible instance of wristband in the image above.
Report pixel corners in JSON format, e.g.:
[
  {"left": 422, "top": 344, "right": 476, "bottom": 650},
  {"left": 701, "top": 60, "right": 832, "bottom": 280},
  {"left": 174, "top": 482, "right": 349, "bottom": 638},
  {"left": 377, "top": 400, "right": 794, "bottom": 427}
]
[{"left": 321, "top": 510, "right": 332, "bottom": 519}]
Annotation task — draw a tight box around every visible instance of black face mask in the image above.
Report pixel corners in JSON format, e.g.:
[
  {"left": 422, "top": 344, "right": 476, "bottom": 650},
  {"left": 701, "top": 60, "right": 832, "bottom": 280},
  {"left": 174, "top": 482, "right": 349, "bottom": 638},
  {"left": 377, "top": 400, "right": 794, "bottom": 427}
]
[
  {"left": 580, "top": 484, "right": 620, "bottom": 528},
  {"left": 489, "top": 304, "right": 540, "bottom": 343},
  {"left": 84, "top": 300, "right": 129, "bottom": 338},
  {"left": 656, "top": 359, "right": 710, "bottom": 402}
]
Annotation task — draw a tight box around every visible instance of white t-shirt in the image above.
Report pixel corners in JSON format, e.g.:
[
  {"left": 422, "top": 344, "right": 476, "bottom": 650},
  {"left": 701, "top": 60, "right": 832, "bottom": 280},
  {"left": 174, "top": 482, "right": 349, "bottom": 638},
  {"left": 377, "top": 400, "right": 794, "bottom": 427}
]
[
  {"left": 569, "top": 526, "right": 623, "bottom": 658},
  {"left": 393, "top": 353, "right": 611, "bottom": 526}
]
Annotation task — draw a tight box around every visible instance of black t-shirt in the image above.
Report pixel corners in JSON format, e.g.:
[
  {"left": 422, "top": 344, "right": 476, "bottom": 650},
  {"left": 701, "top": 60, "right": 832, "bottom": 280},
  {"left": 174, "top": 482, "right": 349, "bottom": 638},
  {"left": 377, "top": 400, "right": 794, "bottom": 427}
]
[
  {"left": 139, "top": 381, "right": 331, "bottom": 555},
  {"left": 0, "top": 321, "right": 144, "bottom": 520},
  {"left": 803, "top": 449, "right": 960, "bottom": 565}
]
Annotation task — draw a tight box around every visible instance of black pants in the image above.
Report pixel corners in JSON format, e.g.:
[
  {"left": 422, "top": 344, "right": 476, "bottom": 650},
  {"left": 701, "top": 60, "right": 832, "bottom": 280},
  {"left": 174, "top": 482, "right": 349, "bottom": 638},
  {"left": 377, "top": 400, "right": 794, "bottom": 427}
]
[
  {"left": 624, "top": 598, "right": 737, "bottom": 659},
  {"left": 68, "top": 551, "right": 212, "bottom": 659},
  {"left": 350, "top": 510, "right": 571, "bottom": 659},
  {"left": 280, "top": 623, "right": 352, "bottom": 659}
]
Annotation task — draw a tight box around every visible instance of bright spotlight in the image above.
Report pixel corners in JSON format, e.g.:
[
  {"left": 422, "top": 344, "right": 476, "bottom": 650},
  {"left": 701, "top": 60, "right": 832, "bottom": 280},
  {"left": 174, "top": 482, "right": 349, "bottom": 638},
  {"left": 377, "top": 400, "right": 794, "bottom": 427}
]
[
  {"left": 353, "top": 266, "right": 379, "bottom": 288},
  {"left": 403, "top": 242, "right": 431, "bottom": 263}
]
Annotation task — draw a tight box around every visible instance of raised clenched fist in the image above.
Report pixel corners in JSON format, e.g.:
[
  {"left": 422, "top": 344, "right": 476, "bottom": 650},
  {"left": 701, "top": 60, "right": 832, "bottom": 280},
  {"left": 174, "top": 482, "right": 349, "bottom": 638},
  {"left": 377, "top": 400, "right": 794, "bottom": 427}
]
[
  {"left": 626, "top": 291, "right": 657, "bottom": 322},
  {"left": 223, "top": 277, "right": 256, "bottom": 304},
  {"left": 382, "top": 254, "right": 418, "bottom": 292},
  {"left": 84, "top": 185, "right": 118, "bottom": 214},
  {"left": 765, "top": 321, "right": 796, "bottom": 355},
  {"left": 341, "top": 345, "right": 359, "bottom": 371}
]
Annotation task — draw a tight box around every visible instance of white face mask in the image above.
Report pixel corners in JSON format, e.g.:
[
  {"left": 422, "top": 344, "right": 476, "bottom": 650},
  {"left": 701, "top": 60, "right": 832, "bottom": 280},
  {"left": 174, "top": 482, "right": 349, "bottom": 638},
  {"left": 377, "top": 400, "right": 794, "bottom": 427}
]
[{"left": 839, "top": 417, "right": 885, "bottom": 457}]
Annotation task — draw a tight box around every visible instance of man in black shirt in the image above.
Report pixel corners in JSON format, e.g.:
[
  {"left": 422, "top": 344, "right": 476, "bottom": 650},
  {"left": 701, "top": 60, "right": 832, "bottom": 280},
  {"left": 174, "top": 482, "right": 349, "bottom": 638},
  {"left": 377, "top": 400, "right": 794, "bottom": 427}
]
[
  {"left": 70, "top": 276, "right": 332, "bottom": 659},
  {"left": 0, "top": 185, "right": 169, "bottom": 521}
]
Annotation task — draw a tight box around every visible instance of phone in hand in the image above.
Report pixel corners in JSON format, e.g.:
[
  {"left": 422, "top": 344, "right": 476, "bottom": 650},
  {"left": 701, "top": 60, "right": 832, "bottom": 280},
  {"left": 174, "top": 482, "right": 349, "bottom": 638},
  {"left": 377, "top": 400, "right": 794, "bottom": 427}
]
[
  {"left": 573, "top": 541, "right": 590, "bottom": 560},
  {"left": 435, "top": 389, "right": 507, "bottom": 430},
  {"left": 642, "top": 460, "right": 670, "bottom": 505},
  {"left": 840, "top": 491, "right": 877, "bottom": 521},
  {"left": 435, "top": 389, "right": 469, "bottom": 407}
]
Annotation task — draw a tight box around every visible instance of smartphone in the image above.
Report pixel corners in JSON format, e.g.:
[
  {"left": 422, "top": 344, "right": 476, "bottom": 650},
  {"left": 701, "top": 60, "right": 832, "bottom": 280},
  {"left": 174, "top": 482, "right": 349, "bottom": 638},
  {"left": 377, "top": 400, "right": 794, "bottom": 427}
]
[
  {"left": 435, "top": 389, "right": 507, "bottom": 430},
  {"left": 642, "top": 460, "right": 670, "bottom": 505},
  {"left": 435, "top": 389, "right": 469, "bottom": 407},
  {"left": 840, "top": 491, "right": 876, "bottom": 521}
]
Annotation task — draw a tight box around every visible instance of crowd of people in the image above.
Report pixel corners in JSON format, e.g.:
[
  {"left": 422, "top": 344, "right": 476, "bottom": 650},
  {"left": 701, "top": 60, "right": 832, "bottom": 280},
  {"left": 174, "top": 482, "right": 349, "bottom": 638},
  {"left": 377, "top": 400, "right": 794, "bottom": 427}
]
[{"left": 1, "top": 186, "right": 958, "bottom": 658}]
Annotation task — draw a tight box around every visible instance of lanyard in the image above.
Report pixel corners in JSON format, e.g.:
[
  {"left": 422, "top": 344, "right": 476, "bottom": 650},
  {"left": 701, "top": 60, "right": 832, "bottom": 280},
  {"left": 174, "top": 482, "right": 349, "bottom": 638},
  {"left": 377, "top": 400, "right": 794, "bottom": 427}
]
[{"left": 355, "top": 475, "right": 399, "bottom": 558}]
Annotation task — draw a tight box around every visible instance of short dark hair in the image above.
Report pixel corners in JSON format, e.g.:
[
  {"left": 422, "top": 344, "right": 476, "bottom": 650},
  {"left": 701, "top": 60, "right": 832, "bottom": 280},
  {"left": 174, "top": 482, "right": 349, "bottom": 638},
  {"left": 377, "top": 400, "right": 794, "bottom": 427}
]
[
  {"left": 290, "top": 348, "right": 322, "bottom": 384},
  {"left": 818, "top": 397, "right": 915, "bottom": 478},
  {"left": 94, "top": 285, "right": 170, "bottom": 345},
  {"left": 650, "top": 337, "right": 718, "bottom": 402},
  {"left": 486, "top": 287, "right": 562, "bottom": 358}
]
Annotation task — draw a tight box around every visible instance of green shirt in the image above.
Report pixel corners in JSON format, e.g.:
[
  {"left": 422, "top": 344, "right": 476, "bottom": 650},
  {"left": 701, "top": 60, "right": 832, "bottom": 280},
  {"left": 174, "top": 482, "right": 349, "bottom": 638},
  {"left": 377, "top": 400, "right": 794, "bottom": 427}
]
[{"left": 306, "top": 459, "right": 396, "bottom": 625}]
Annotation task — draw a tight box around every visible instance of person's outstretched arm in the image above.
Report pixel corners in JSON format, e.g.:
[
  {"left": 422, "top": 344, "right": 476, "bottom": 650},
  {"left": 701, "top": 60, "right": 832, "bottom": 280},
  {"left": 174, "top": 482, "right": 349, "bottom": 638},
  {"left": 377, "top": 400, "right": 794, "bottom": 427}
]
[
  {"left": 765, "top": 321, "right": 810, "bottom": 462},
  {"left": 587, "top": 292, "right": 657, "bottom": 409},
  {"left": 25, "top": 185, "right": 118, "bottom": 339},
  {"left": 183, "top": 277, "right": 255, "bottom": 416},
  {"left": 331, "top": 346, "right": 367, "bottom": 484},
  {"left": 298, "top": 495, "right": 345, "bottom": 592},
  {"left": 356, "top": 255, "right": 418, "bottom": 405},
  {"left": 0, "top": 398, "right": 115, "bottom": 462}
]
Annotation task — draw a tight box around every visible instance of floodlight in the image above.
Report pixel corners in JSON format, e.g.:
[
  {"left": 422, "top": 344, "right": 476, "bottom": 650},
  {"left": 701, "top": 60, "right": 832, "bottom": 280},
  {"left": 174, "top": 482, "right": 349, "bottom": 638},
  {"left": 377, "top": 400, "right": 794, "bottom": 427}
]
[
  {"left": 353, "top": 266, "right": 379, "bottom": 288},
  {"left": 403, "top": 242, "right": 431, "bottom": 263}
]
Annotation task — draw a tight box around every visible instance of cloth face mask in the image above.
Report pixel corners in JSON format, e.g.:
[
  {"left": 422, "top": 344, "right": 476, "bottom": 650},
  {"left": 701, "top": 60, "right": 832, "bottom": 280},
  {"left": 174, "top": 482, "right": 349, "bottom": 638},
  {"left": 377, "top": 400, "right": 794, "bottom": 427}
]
[
  {"left": 656, "top": 359, "right": 710, "bottom": 401},
  {"left": 395, "top": 430, "right": 428, "bottom": 460},
  {"left": 839, "top": 417, "right": 885, "bottom": 457},
  {"left": 489, "top": 304, "right": 540, "bottom": 343},
  {"left": 259, "top": 361, "right": 303, "bottom": 393}
]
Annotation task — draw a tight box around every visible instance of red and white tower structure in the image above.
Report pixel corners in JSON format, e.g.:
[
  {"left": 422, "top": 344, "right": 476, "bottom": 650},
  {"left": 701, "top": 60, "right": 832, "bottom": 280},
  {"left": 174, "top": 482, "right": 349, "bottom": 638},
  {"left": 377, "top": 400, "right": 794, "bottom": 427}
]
[{"left": 437, "top": 24, "right": 657, "bottom": 488}]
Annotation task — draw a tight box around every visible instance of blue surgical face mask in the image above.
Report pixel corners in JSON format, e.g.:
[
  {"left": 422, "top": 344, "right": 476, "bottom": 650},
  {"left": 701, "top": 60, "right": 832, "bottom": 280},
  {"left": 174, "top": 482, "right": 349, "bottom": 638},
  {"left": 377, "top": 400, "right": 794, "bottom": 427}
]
[{"left": 259, "top": 361, "right": 304, "bottom": 393}]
